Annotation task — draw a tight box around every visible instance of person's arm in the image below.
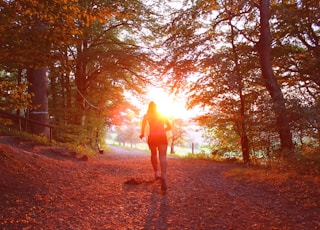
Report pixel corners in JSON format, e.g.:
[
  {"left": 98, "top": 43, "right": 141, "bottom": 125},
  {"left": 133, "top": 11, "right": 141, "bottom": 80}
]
[{"left": 140, "top": 115, "right": 147, "bottom": 139}]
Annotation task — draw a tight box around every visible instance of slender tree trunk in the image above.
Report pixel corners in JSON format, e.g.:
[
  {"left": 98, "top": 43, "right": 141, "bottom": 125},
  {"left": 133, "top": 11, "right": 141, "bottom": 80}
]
[
  {"left": 170, "top": 142, "right": 175, "bottom": 154},
  {"left": 258, "top": 0, "right": 294, "bottom": 154},
  {"left": 16, "top": 68, "right": 23, "bottom": 117},
  {"left": 170, "top": 131, "right": 175, "bottom": 154},
  {"left": 75, "top": 42, "right": 88, "bottom": 126},
  {"left": 239, "top": 90, "right": 250, "bottom": 162},
  {"left": 63, "top": 71, "right": 72, "bottom": 125},
  {"left": 27, "top": 68, "right": 49, "bottom": 138},
  {"left": 64, "top": 50, "right": 72, "bottom": 125},
  {"left": 50, "top": 71, "right": 57, "bottom": 114},
  {"left": 229, "top": 17, "right": 250, "bottom": 163}
]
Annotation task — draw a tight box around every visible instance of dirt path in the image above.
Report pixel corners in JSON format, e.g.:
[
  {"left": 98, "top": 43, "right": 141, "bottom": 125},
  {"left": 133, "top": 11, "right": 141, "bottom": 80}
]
[{"left": 0, "top": 139, "right": 319, "bottom": 229}]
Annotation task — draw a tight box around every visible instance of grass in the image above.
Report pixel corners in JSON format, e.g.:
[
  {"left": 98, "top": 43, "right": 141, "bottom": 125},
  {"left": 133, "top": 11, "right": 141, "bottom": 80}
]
[
  {"left": 0, "top": 125, "right": 96, "bottom": 156},
  {"left": 3, "top": 127, "right": 319, "bottom": 179},
  {"left": 106, "top": 139, "right": 320, "bottom": 181},
  {"left": 107, "top": 140, "right": 320, "bottom": 185},
  {"left": 224, "top": 168, "right": 294, "bottom": 185},
  {"left": 105, "top": 139, "right": 211, "bottom": 158},
  {"left": 0, "top": 125, "right": 51, "bottom": 146},
  {"left": 224, "top": 166, "right": 320, "bottom": 187}
]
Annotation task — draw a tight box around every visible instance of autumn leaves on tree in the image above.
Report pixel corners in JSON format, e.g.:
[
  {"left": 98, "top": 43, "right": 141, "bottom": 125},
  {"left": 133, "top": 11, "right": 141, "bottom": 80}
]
[
  {"left": 1, "top": 0, "right": 319, "bottom": 162},
  {"left": 160, "top": 0, "right": 319, "bottom": 161}
]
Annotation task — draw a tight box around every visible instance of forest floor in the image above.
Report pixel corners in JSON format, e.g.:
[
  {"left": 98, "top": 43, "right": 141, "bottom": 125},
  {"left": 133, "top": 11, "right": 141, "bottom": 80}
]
[{"left": 0, "top": 136, "right": 320, "bottom": 230}]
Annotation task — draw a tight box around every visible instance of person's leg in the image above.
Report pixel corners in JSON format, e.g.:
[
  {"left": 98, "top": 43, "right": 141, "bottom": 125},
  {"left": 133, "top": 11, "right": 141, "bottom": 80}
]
[
  {"left": 149, "top": 145, "right": 160, "bottom": 178},
  {"left": 158, "top": 144, "right": 168, "bottom": 190}
]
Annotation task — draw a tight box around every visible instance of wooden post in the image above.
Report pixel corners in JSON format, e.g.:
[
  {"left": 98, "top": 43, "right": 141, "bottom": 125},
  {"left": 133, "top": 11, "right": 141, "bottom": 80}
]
[{"left": 192, "top": 143, "right": 194, "bottom": 154}]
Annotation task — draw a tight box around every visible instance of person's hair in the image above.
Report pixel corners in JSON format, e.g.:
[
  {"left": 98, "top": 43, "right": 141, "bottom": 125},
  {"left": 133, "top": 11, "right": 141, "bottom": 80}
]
[{"left": 147, "top": 101, "right": 157, "bottom": 114}]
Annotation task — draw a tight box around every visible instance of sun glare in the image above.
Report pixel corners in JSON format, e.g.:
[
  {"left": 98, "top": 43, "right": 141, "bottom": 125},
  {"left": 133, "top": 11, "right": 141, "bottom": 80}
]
[{"left": 146, "top": 87, "right": 189, "bottom": 119}]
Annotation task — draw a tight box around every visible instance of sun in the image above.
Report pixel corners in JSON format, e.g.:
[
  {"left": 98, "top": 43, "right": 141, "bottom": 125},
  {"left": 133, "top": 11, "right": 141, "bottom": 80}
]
[{"left": 146, "top": 87, "right": 189, "bottom": 119}]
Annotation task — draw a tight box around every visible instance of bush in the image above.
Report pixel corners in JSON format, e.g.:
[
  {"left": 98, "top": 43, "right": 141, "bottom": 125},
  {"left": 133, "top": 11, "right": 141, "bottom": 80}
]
[
  {"left": 0, "top": 124, "right": 96, "bottom": 156},
  {"left": 285, "top": 148, "right": 320, "bottom": 175}
]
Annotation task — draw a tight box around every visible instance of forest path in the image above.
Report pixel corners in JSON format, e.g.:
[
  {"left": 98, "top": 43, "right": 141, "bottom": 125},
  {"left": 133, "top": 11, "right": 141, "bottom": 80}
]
[{"left": 0, "top": 139, "right": 319, "bottom": 229}]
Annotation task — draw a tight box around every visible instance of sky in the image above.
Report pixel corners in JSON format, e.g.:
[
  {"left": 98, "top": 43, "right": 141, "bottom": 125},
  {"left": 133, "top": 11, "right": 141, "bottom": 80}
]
[{"left": 144, "top": 87, "right": 199, "bottom": 120}]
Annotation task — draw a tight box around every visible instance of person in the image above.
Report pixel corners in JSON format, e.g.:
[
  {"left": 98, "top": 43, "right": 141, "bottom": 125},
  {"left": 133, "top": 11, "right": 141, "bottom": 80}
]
[{"left": 140, "top": 101, "right": 171, "bottom": 191}]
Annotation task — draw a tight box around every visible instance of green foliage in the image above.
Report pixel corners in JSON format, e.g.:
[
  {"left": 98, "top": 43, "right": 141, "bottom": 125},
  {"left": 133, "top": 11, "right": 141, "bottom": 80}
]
[
  {"left": 0, "top": 73, "right": 35, "bottom": 112},
  {"left": 0, "top": 125, "right": 51, "bottom": 146},
  {"left": 184, "top": 152, "right": 213, "bottom": 160},
  {"left": 284, "top": 147, "right": 320, "bottom": 176},
  {"left": 1, "top": 0, "right": 320, "bottom": 164},
  {"left": 60, "top": 142, "right": 96, "bottom": 156},
  {"left": 1, "top": 0, "right": 157, "bottom": 144},
  {"left": 202, "top": 124, "right": 241, "bottom": 155},
  {"left": 53, "top": 124, "right": 87, "bottom": 144},
  {"left": 0, "top": 118, "right": 12, "bottom": 126},
  {"left": 0, "top": 124, "right": 96, "bottom": 156},
  {"left": 0, "top": 0, "right": 82, "bottom": 69},
  {"left": 160, "top": 0, "right": 320, "bottom": 162},
  {"left": 43, "top": 0, "right": 155, "bottom": 144}
]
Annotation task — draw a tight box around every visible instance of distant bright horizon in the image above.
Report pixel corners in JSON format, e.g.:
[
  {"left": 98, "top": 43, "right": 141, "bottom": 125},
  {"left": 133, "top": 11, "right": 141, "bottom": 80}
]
[
  {"left": 145, "top": 87, "right": 198, "bottom": 119},
  {"left": 123, "top": 86, "right": 206, "bottom": 145}
]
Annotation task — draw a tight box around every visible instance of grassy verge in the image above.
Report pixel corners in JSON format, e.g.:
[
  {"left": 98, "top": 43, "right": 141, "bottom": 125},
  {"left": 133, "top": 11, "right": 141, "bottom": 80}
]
[
  {"left": 106, "top": 139, "right": 210, "bottom": 157},
  {"left": 0, "top": 125, "right": 96, "bottom": 156},
  {"left": 224, "top": 166, "right": 320, "bottom": 187}
]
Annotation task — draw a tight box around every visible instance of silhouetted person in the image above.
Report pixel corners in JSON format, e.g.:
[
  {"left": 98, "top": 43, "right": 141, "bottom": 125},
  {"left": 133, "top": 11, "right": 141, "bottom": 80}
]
[{"left": 140, "top": 101, "right": 171, "bottom": 191}]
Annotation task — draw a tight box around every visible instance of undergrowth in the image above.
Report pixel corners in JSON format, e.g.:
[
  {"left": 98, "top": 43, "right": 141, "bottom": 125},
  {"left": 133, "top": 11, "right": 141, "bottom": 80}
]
[
  {"left": 224, "top": 148, "right": 320, "bottom": 185},
  {"left": 176, "top": 148, "right": 320, "bottom": 177},
  {"left": 0, "top": 125, "right": 96, "bottom": 156},
  {"left": 3, "top": 124, "right": 318, "bottom": 177}
]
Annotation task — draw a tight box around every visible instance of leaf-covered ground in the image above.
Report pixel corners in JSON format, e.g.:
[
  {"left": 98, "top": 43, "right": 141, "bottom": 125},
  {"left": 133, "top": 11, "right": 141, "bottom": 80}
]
[{"left": 0, "top": 136, "right": 319, "bottom": 229}]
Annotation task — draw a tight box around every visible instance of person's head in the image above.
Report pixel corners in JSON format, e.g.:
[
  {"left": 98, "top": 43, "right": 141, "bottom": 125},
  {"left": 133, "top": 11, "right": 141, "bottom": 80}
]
[{"left": 147, "top": 101, "right": 157, "bottom": 114}]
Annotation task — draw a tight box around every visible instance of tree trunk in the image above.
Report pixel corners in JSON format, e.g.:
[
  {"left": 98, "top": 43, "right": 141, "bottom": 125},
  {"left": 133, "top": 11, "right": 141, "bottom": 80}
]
[
  {"left": 170, "top": 121, "right": 175, "bottom": 154},
  {"left": 229, "top": 16, "right": 250, "bottom": 163},
  {"left": 16, "top": 68, "right": 23, "bottom": 117},
  {"left": 170, "top": 141, "right": 175, "bottom": 154},
  {"left": 27, "top": 68, "right": 49, "bottom": 138},
  {"left": 75, "top": 42, "right": 88, "bottom": 126},
  {"left": 258, "top": 0, "right": 294, "bottom": 154}
]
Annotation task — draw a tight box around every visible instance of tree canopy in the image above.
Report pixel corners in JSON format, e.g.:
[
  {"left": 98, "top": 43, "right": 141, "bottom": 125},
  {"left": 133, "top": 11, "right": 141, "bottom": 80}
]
[
  {"left": 160, "top": 0, "right": 320, "bottom": 160},
  {"left": 1, "top": 0, "right": 319, "bottom": 162},
  {"left": 0, "top": 0, "right": 159, "bottom": 145}
]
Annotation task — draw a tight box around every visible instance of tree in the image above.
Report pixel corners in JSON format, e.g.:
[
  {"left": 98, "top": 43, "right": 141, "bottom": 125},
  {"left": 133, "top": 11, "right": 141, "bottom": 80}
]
[
  {"left": 228, "top": 11, "right": 250, "bottom": 163},
  {"left": 0, "top": 71, "right": 34, "bottom": 126},
  {"left": 273, "top": 0, "right": 320, "bottom": 88},
  {"left": 257, "top": 0, "right": 294, "bottom": 154},
  {"left": 47, "top": 0, "right": 157, "bottom": 144},
  {"left": 0, "top": 0, "right": 82, "bottom": 136},
  {"left": 160, "top": 0, "right": 306, "bottom": 160},
  {"left": 169, "top": 118, "right": 186, "bottom": 154},
  {"left": 272, "top": 0, "right": 320, "bottom": 146},
  {"left": 160, "top": 0, "right": 260, "bottom": 162},
  {"left": 1, "top": 0, "right": 158, "bottom": 143},
  {"left": 27, "top": 68, "right": 49, "bottom": 136}
]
